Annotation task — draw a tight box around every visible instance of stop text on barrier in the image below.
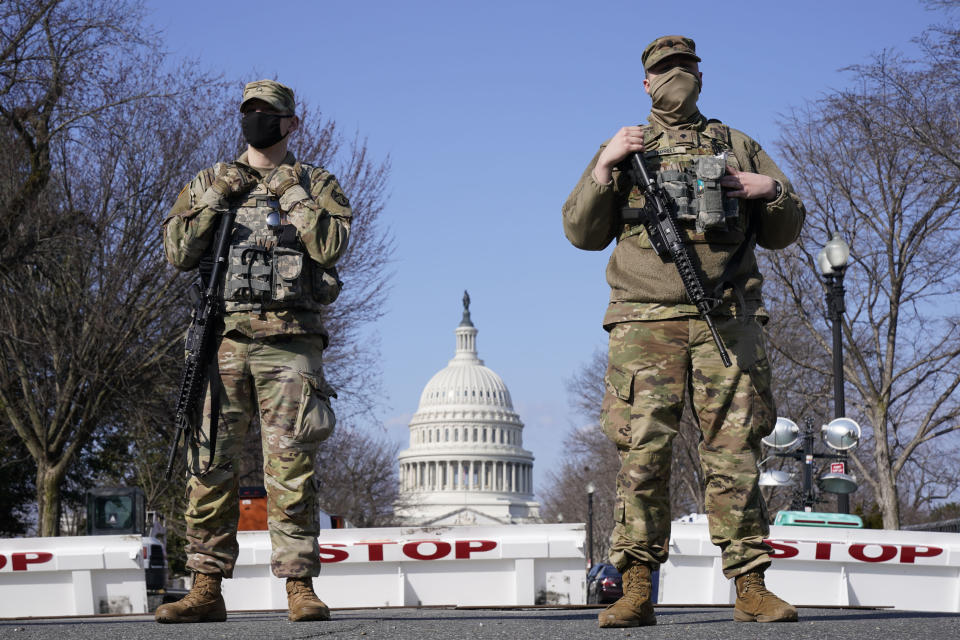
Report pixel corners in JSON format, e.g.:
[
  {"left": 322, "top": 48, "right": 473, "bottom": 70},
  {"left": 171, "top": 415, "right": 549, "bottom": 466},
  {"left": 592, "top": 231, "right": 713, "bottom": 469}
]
[
  {"left": 766, "top": 539, "right": 944, "bottom": 564},
  {"left": 318, "top": 539, "right": 498, "bottom": 563},
  {"left": 0, "top": 552, "right": 54, "bottom": 571}
]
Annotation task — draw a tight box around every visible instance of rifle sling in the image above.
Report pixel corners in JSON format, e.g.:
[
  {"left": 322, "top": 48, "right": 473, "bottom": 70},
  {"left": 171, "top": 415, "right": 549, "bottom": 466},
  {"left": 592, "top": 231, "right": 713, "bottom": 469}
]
[
  {"left": 712, "top": 224, "right": 756, "bottom": 320},
  {"left": 201, "top": 338, "right": 223, "bottom": 476}
]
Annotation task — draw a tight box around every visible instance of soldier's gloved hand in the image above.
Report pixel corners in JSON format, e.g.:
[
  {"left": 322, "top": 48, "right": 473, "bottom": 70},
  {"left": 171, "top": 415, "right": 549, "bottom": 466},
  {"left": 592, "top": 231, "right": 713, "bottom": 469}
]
[
  {"left": 264, "top": 166, "right": 300, "bottom": 198},
  {"left": 201, "top": 164, "right": 257, "bottom": 210},
  {"left": 266, "top": 165, "right": 311, "bottom": 211}
]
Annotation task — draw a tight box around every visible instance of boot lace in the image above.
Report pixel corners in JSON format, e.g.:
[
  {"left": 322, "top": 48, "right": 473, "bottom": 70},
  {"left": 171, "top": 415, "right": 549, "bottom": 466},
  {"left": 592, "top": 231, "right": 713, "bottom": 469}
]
[
  {"left": 621, "top": 565, "right": 652, "bottom": 605},
  {"left": 738, "top": 572, "right": 772, "bottom": 597},
  {"left": 183, "top": 574, "right": 219, "bottom": 605},
  {"left": 287, "top": 579, "right": 316, "bottom": 601}
]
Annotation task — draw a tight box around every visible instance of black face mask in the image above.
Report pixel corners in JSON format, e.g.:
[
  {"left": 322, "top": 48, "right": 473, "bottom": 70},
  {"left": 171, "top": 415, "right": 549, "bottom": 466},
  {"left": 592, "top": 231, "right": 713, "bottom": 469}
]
[{"left": 241, "top": 112, "right": 289, "bottom": 149}]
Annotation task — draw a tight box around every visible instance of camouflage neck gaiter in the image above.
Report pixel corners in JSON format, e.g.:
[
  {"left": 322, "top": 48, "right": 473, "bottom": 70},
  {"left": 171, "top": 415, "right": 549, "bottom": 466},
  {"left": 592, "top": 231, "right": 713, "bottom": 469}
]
[{"left": 648, "top": 66, "right": 702, "bottom": 129}]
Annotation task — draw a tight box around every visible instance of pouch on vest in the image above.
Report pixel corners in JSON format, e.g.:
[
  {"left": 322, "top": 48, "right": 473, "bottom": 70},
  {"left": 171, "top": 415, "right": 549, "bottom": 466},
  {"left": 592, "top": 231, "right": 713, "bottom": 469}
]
[
  {"left": 224, "top": 244, "right": 271, "bottom": 302},
  {"left": 657, "top": 169, "right": 695, "bottom": 222},
  {"left": 695, "top": 152, "right": 739, "bottom": 233},
  {"left": 695, "top": 155, "right": 726, "bottom": 233},
  {"left": 270, "top": 246, "right": 305, "bottom": 302},
  {"left": 223, "top": 243, "right": 305, "bottom": 303}
]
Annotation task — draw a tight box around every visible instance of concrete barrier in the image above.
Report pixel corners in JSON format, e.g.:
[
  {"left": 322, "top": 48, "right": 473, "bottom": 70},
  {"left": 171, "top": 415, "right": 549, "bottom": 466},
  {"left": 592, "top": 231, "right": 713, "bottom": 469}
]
[
  {"left": 222, "top": 523, "right": 586, "bottom": 609},
  {"left": 0, "top": 534, "right": 147, "bottom": 617},
  {"left": 659, "top": 522, "right": 960, "bottom": 612},
  {"left": 7, "top": 522, "right": 955, "bottom": 615}
]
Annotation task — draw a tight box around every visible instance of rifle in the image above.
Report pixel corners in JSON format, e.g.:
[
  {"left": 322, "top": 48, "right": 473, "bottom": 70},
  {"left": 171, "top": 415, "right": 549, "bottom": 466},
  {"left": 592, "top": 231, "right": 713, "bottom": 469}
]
[
  {"left": 164, "top": 209, "right": 236, "bottom": 479},
  {"left": 622, "top": 153, "right": 732, "bottom": 367}
]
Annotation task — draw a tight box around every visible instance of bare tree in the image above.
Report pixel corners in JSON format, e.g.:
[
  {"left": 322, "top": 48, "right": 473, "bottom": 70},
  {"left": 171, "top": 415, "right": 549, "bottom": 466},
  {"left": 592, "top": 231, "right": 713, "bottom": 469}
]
[
  {"left": 0, "top": 0, "right": 166, "bottom": 267},
  {"left": 0, "top": 84, "right": 233, "bottom": 536},
  {"left": 313, "top": 425, "right": 400, "bottom": 527},
  {"left": 539, "top": 350, "right": 617, "bottom": 564},
  {"left": 0, "top": 0, "right": 394, "bottom": 536},
  {"left": 768, "top": 33, "right": 960, "bottom": 528},
  {"left": 0, "top": 0, "right": 229, "bottom": 535},
  {"left": 540, "top": 424, "right": 618, "bottom": 564},
  {"left": 0, "top": 427, "right": 34, "bottom": 536},
  {"left": 899, "top": 447, "right": 960, "bottom": 521}
]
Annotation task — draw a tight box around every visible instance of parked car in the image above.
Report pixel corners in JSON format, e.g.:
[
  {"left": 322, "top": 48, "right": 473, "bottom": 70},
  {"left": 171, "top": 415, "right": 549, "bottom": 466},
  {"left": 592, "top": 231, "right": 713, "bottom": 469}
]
[
  {"left": 586, "top": 562, "right": 605, "bottom": 584},
  {"left": 586, "top": 563, "right": 622, "bottom": 604},
  {"left": 586, "top": 562, "right": 660, "bottom": 605}
]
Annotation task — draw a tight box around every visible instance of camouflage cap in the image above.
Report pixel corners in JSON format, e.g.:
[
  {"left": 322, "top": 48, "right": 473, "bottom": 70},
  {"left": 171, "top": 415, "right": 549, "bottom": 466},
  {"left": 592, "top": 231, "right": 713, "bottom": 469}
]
[
  {"left": 641, "top": 35, "right": 701, "bottom": 71},
  {"left": 240, "top": 79, "right": 295, "bottom": 114}
]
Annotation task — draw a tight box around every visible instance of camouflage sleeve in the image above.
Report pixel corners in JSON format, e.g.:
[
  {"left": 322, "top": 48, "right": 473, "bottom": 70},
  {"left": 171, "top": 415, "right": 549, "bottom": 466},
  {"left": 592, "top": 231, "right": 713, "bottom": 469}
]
[
  {"left": 732, "top": 132, "right": 806, "bottom": 251},
  {"left": 162, "top": 169, "right": 222, "bottom": 271},
  {"left": 561, "top": 144, "right": 625, "bottom": 251},
  {"left": 282, "top": 166, "right": 352, "bottom": 268}
]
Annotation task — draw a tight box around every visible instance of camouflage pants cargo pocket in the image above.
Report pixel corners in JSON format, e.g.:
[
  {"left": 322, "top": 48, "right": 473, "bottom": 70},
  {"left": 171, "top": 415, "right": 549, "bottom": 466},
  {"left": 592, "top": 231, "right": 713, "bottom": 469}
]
[
  {"left": 290, "top": 370, "right": 336, "bottom": 448},
  {"left": 600, "top": 363, "right": 635, "bottom": 449}
]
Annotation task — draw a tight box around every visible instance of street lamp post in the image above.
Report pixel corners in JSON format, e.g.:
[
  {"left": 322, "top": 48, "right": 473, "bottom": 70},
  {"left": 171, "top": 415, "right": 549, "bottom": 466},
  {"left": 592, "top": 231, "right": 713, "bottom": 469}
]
[
  {"left": 818, "top": 232, "right": 851, "bottom": 514},
  {"left": 800, "top": 422, "right": 815, "bottom": 511},
  {"left": 586, "top": 482, "right": 595, "bottom": 569}
]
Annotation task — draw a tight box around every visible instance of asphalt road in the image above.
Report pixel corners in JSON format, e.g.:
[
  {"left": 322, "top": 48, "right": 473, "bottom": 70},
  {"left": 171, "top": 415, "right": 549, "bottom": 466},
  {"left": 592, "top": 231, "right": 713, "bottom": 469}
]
[{"left": 3, "top": 606, "right": 959, "bottom": 640}]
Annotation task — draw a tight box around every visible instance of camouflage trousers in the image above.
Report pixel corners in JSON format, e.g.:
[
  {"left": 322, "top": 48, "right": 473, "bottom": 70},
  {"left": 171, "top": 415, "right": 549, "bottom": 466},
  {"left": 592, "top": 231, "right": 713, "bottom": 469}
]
[
  {"left": 184, "top": 331, "right": 335, "bottom": 579},
  {"left": 601, "top": 317, "right": 776, "bottom": 579}
]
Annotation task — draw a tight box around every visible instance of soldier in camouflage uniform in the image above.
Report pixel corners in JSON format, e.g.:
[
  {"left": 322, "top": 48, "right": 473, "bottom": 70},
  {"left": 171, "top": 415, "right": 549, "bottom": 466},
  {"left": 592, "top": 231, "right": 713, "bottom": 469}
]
[
  {"left": 562, "top": 36, "right": 803, "bottom": 627},
  {"left": 155, "top": 79, "right": 351, "bottom": 624}
]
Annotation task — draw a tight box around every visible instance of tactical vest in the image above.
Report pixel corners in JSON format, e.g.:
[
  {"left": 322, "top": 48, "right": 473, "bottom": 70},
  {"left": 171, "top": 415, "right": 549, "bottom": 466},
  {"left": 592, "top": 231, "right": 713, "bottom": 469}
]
[
  {"left": 624, "top": 121, "right": 744, "bottom": 237},
  {"left": 207, "top": 162, "right": 341, "bottom": 313}
]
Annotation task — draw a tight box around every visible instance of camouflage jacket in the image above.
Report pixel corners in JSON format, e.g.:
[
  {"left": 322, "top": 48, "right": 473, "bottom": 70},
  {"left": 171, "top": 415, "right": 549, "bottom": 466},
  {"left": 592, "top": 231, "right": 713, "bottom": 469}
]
[
  {"left": 561, "top": 118, "right": 805, "bottom": 327},
  {"left": 163, "top": 151, "right": 352, "bottom": 340}
]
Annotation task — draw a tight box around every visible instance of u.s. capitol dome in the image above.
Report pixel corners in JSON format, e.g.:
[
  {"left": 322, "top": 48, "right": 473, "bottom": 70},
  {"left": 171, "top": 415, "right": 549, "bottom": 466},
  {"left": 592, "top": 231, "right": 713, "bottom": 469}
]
[{"left": 395, "top": 292, "right": 540, "bottom": 525}]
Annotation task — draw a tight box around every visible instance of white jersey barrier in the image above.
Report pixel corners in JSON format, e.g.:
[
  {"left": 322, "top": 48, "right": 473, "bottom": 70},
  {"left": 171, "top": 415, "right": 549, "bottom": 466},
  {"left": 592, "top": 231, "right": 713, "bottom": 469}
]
[
  {"left": 659, "top": 522, "right": 960, "bottom": 612},
  {"left": 0, "top": 534, "right": 147, "bottom": 617},
  {"left": 223, "top": 523, "right": 586, "bottom": 610}
]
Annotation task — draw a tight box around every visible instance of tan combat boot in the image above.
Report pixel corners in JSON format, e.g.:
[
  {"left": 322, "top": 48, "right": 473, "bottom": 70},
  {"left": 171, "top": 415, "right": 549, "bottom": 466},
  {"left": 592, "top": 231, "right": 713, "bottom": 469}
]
[
  {"left": 733, "top": 569, "right": 798, "bottom": 622},
  {"left": 286, "top": 577, "right": 330, "bottom": 621},
  {"left": 154, "top": 572, "right": 227, "bottom": 623},
  {"left": 597, "top": 563, "right": 657, "bottom": 628}
]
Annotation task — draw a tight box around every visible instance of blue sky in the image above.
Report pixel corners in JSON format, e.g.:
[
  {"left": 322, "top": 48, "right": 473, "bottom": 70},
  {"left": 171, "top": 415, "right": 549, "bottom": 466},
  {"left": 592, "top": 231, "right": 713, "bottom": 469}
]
[{"left": 146, "top": 0, "right": 941, "bottom": 500}]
